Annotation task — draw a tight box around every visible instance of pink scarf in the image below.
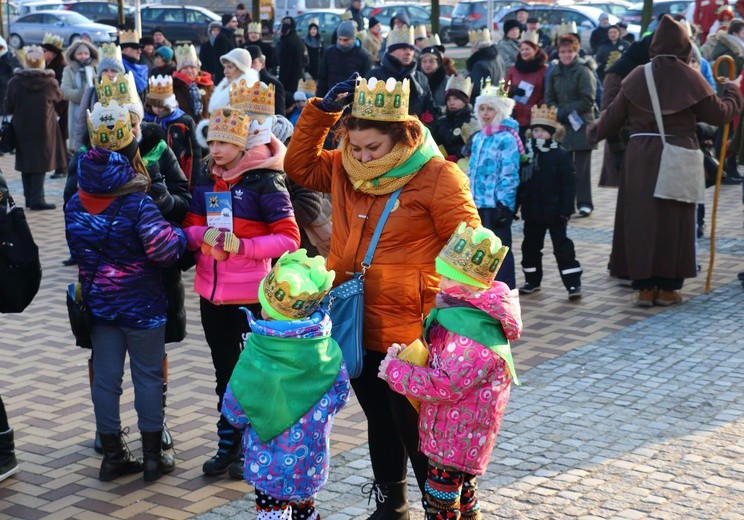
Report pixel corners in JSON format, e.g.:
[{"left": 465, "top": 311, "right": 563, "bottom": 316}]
[
  {"left": 211, "top": 135, "right": 287, "bottom": 182},
  {"left": 482, "top": 124, "right": 526, "bottom": 156}
]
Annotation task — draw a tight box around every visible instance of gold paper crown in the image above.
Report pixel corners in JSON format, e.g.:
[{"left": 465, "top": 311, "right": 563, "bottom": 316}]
[
  {"left": 480, "top": 77, "right": 510, "bottom": 97},
  {"left": 445, "top": 75, "right": 473, "bottom": 98},
  {"left": 387, "top": 26, "right": 414, "bottom": 48},
  {"left": 352, "top": 77, "right": 410, "bottom": 122},
  {"left": 148, "top": 74, "right": 173, "bottom": 99},
  {"left": 460, "top": 120, "right": 481, "bottom": 143},
  {"left": 422, "top": 33, "right": 442, "bottom": 49},
  {"left": 414, "top": 25, "right": 427, "bottom": 40},
  {"left": 437, "top": 222, "right": 509, "bottom": 287},
  {"left": 87, "top": 100, "right": 133, "bottom": 150},
  {"left": 530, "top": 104, "right": 558, "bottom": 128},
  {"left": 259, "top": 249, "right": 335, "bottom": 320},
  {"left": 522, "top": 30, "right": 539, "bottom": 45},
  {"left": 469, "top": 28, "right": 492, "bottom": 46},
  {"left": 99, "top": 42, "right": 123, "bottom": 64},
  {"left": 229, "top": 80, "right": 275, "bottom": 116},
  {"left": 207, "top": 108, "right": 251, "bottom": 148},
  {"left": 554, "top": 22, "right": 577, "bottom": 37},
  {"left": 42, "top": 33, "right": 64, "bottom": 51},
  {"left": 119, "top": 29, "right": 140, "bottom": 46},
  {"left": 247, "top": 22, "right": 262, "bottom": 33},
  {"left": 298, "top": 78, "right": 317, "bottom": 97},
  {"left": 95, "top": 72, "right": 139, "bottom": 108},
  {"left": 175, "top": 44, "right": 199, "bottom": 69}
]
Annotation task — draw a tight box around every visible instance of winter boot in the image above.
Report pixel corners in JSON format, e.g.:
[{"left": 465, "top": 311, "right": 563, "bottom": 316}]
[
  {"left": 202, "top": 415, "right": 241, "bottom": 476},
  {"left": 98, "top": 430, "right": 142, "bottom": 482},
  {"left": 141, "top": 430, "right": 175, "bottom": 482},
  {"left": 0, "top": 428, "right": 19, "bottom": 483},
  {"left": 26, "top": 172, "right": 55, "bottom": 210},
  {"left": 365, "top": 480, "right": 409, "bottom": 520},
  {"left": 20, "top": 173, "right": 30, "bottom": 208},
  {"left": 161, "top": 354, "right": 173, "bottom": 451}
]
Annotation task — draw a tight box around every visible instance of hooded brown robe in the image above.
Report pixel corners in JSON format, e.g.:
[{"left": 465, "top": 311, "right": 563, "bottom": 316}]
[{"left": 587, "top": 15, "right": 742, "bottom": 283}]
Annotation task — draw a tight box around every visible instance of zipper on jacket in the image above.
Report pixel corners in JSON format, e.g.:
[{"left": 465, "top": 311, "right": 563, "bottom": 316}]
[{"left": 210, "top": 257, "right": 218, "bottom": 301}]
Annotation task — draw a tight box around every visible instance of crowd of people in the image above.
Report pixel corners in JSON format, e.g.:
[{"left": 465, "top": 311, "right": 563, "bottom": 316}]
[{"left": 0, "top": 2, "right": 743, "bottom": 518}]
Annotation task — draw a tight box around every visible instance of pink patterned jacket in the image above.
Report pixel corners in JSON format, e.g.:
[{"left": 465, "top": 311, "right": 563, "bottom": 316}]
[{"left": 384, "top": 281, "right": 521, "bottom": 475}]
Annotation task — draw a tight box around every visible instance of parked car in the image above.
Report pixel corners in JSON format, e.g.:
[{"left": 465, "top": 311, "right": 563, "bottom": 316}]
[
  {"left": 575, "top": 0, "right": 632, "bottom": 19},
  {"left": 361, "top": 3, "right": 431, "bottom": 30},
  {"left": 3, "top": 1, "right": 21, "bottom": 24},
  {"left": 61, "top": 1, "right": 133, "bottom": 28},
  {"left": 8, "top": 9, "right": 117, "bottom": 48},
  {"left": 275, "top": 0, "right": 348, "bottom": 20},
  {"left": 421, "top": 4, "right": 455, "bottom": 43},
  {"left": 17, "top": 0, "right": 63, "bottom": 16},
  {"left": 497, "top": 5, "right": 639, "bottom": 52},
  {"left": 272, "top": 8, "right": 343, "bottom": 44},
  {"left": 449, "top": 0, "right": 527, "bottom": 47},
  {"left": 621, "top": 0, "right": 692, "bottom": 25},
  {"left": 139, "top": 5, "right": 220, "bottom": 44}
]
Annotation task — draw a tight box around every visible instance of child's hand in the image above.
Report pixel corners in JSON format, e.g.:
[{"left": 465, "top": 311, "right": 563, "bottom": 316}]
[
  {"left": 387, "top": 343, "right": 404, "bottom": 358},
  {"left": 377, "top": 344, "right": 403, "bottom": 380}
]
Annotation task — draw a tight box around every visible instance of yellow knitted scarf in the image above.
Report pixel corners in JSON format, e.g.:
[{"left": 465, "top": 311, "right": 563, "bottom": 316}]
[{"left": 341, "top": 133, "right": 425, "bottom": 196}]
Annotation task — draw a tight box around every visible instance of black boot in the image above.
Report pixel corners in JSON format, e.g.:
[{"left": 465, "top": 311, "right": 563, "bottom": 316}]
[
  {"left": 0, "top": 428, "right": 19, "bottom": 483},
  {"left": 161, "top": 354, "right": 172, "bottom": 451},
  {"left": 141, "top": 430, "right": 175, "bottom": 482},
  {"left": 27, "top": 173, "right": 55, "bottom": 210},
  {"left": 365, "top": 480, "right": 409, "bottom": 520},
  {"left": 98, "top": 430, "right": 142, "bottom": 482},
  {"left": 202, "top": 415, "right": 241, "bottom": 476},
  {"left": 21, "top": 173, "right": 30, "bottom": 208}
]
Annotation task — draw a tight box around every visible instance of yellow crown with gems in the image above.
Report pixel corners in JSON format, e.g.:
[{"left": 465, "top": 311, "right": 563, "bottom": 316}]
[
  {"left": 247, "top": 22, "right": 262, "bottom": 33},
  {"left": 42, "top": 33, "right": 64, "bottom": 51},
  {"left": 469, "top": 28, "right": 492, "bottom": 46},
  {"left": 148, "top": 74, "right": 173, "bottom": 99},
  {"left": 530, "top": 104, "right": 558, "bottom": 129},
  {"left": 460, "top": 121, "right": 481, "bottom": 142},
  {"left": 259, "top": 249, "right": 335, "bottom": 320},
  {"left": 95, "top": 71, "right": 138, "bottom": 106},
  {"left": 480, "top": 77, "right": 510, "bottom": 97},
  {"left": 387, "top": 26, "right": 414, "bottom": 48},
  {"left": 207, "top": 108, "right": 251, "bottom": 148},
  {"left": 87, "top": 100, "right": 133, "bottom": 150},
  {"left": 436, "top": 222, "right": 509, "bottom": 288},
  {"left": 119, "top": 29, "right": 140, "bottom": 46},
  {"left": 175, "top": 44, "right": 199, "bottom": 69},
  {"left": 445, "top": 75, "right": 473, "bottom": 98},
  {"left": 352, "top": 77, "right": 410, "bottom": 122},
  {"left": 99, "top": 42, "right": 123, "bottom": 63},
  {"left": 298, "top": 78, "right": 317, "bottom": 97},
  {"left": 229, "top": 80, "right": 275, "bottom": 116}
]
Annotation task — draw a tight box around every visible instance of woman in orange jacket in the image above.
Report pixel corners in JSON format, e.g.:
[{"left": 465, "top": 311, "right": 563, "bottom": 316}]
[{"left": 284, "top": 73, "right": 480, "bottom": 518}]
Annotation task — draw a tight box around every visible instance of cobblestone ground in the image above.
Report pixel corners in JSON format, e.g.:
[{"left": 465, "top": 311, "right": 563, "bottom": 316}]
[{"left": 198, "top": 281, "right": 744, "bottom": 520}]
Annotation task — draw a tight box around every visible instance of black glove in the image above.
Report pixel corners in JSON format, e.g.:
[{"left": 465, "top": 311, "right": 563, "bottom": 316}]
[
  {"left": 493, "top": 202, "right": 513, "bottom": 227},
  {"left": 511, "top": 87, "right": 526, "bottom": 97},
  {"left": 148, "top": 180, "right": 175, "bottom": 214},
  {"left": 318, "top": 72, "right": 360, "bottom": 112}
]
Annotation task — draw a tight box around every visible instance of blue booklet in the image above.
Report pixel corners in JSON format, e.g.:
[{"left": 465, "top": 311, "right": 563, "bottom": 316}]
[{"left": 205, "top": 192, "right": 233, "bottom": 231}]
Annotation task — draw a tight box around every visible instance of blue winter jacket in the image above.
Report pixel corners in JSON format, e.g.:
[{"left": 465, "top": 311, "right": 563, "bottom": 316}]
[
  {"left": 468, "top": 117, "right": 521, "bottom": 212},
  {"left": 65, "top": 148, "right": 186, "bottom": 329}
]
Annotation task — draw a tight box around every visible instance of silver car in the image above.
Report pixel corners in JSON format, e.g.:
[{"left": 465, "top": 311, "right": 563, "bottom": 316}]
[{"left": 8, "top": 9, "right": 117, "bottom": 48}]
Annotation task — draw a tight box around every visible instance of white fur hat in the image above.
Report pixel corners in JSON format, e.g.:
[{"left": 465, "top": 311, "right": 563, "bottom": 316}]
[
  {"left": 474, "top": 94, "right": 515, "bottom": 126},
  {"left": 220, "top": 48, "right": 253, "bottom": 74}
]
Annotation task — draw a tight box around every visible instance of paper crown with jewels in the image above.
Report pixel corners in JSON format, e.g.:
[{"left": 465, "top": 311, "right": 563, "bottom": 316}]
[
  {"left": 175, "top": 44, "right": 199, "bottom": 69},
  {"left": 229, "top": 80, "right": 275, "bottom": 116},
  {"left": 480, "top": 77, "right": 510, "bottom": 97},
  {"left": 469, "top": 28, "right": 492, "bottom": 47},
  {"left": 414, "top": 25, "right": 427, "bottom": 40},
  {"left": 352, "top": 77, "right": 410, "bottom": 122},
  {"left": 42, "top": 33, "right": 64, "bottom": 51},
  {"left": 118, "top": 29, "right": 140, "bottom": 46},
  {"left": 87, "top": 100, "right": 133, "bottom": 150},
  {"left": 522, "top": 30, "right": 540, "bottom": 46},
  {"left": 554, "top": 22, "right": 577, "bottom": 37},
  {"left": 207, "top": 107, "right": 251, "bottom": 148},
  {"left": 298, "top": 78, "right": 317, "bottom": 97},
  {"left": 422, "top": 33, "right": 443, "bottom": 50},
  {"left": 387, "top": 26, "right": 415, "bottom": 48},
  {"left": 258, "top": 249, "right": 335, "bottom": 321},
  {"left": 247, "top": 22, "right": 262, "bottom": 33},
  {"left": 95, "top": 71, "right": 143, "bottom": 120},
  {"left": 99, "top": 42, "right": 123, "bottom": 63},
  {"left": 530, "top": 104, "right": 558, "bottom": 129},
  {"left": 148, "top": 74, "right": 173, "bottom": 99},
  {"left": 445, "top": 75, "right": 473, "bottom": 98},
  {"left": 460, "top": 120, "right": 481, "bottom": 143},
  {"left": 435, "top": 222, "right": 509, "bottom": 288}
]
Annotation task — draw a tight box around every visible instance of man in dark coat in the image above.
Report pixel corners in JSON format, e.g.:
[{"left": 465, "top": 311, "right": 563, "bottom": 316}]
[
  {"left": 247, "top": 45, "right": 287, "bottom": 116},
  {"left": 590, "top": 12, "right": 611, "bottom": 54},
  {"left": 316, "top": 21, "right": 372, "bottom": 97},
  {"left": 277, "top": 16, "right": 307, "bottom": 111},
  {"left": 199, "top": 22, "right": 222, "bottom": 77},
  {"left": 245, "top": 23, "right": 278, "bottom": 75},
  {"left": 345, "top": 0, "right": 365, "bottom": 30},
  {"left": 467, "top": 33, "right": 506, "bottom": 101},
  {"left": 212, "top": 14, "right": 239, "bottom": 84},
  {"left": 4, "top": 46, "right": 66, "bottom": 210},
  {"left": 367, "top": 26, "right": 437, "bottom": 125}
]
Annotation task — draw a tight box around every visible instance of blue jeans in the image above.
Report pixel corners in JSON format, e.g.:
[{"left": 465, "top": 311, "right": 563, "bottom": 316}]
[{"left": 91, "top": 324, "right": 165, "bottom": 434}]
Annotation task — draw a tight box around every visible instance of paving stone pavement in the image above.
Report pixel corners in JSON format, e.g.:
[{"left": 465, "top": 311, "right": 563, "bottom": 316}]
[{"left": 0, "top": 147, "right": 743, "bottom": 519}]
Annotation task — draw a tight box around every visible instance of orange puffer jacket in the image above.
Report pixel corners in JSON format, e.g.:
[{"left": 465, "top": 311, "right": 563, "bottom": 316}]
[{"left": 285, "top": 100, "right": 481, "bottom": 353}]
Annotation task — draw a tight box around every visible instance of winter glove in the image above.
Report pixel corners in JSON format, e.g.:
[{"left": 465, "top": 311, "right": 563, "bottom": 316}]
[
  {"left": 511, "top": 87, "right": 526, "bottom": 97},
  {"left": 493, "top": 202, "right": 513, "bottom": 228},
  {"left": 202, "top": 228, "right": 221, "bottom": 247},
  {"left": 148, "top": 180, "right": 175, "bottom": 214},
  {"left": 201, "top": 228, "right": 229, "bottom": 261},
  {"left": 221, "top": 231, "right": 245, "bottom": 255},
  {"left": 318, "top": 72, "right": 359, "bottom": 112}
]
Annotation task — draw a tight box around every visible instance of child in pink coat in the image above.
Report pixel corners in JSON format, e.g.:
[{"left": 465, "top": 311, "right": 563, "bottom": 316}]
[{"left": 379, "top": 222, "right": 522, "bottom": 519}]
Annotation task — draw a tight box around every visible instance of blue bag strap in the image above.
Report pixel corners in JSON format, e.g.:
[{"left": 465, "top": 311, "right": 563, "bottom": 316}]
[{"left": 361, "top": 188, "right": 402, "bottom": 270}]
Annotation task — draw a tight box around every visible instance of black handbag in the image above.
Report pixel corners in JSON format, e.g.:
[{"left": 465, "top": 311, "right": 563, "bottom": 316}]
[
  {"left": 0, "top": 117, "right": 15, "bottom": 154},
  {"left": 67, "top": 200, "right": 124, "bottom": 348},
  {"left": 0, "top": 178, "right": 41, "bottom": 313}
]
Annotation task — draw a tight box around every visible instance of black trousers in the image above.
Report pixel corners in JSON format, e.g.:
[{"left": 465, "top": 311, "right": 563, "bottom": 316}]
[
  {"left": 199, "top": 298, "right": 261, "bottom": 412},
  {"left": 521, "top": 220, "right": 582, "bottom": 289},
  {"left": 572, "top": 150, "right": 593, "bottom": 210},
  {"left": 350, "top": 350, "right": 429, "bottom": 492},
  {"left": 478, "top": 208, "right": 516, "bottom": 289}
]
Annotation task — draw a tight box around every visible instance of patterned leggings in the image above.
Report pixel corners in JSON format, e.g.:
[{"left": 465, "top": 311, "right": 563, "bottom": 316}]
[
  {"left": 422, "top": 462, "right": 481, "bottom": 520},
  {"left": 255, "top": 489, "right": 320, "bottom": 519}
]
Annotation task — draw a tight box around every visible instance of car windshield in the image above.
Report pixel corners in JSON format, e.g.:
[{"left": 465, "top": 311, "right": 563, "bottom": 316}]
[
  {"left": 453, "top": 2, "right": 476, "bottom": 16},
  {"left": 54, "top": 11, "right": 91, "bottom": 23}
]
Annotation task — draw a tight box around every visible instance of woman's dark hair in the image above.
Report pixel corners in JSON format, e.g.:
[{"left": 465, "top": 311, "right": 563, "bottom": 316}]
[
  {"left": 335, "top": 115, "right": 423, "bottom": 149},
  {"left": 557, "top": 34, "right": 580, "bottom": 52}
]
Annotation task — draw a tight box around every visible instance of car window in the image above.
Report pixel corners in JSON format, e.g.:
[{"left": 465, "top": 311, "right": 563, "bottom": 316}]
[
  {"left": 162, "top": 8, "right": 184, "bottom": 22},
  {"left": 408, "top": 6, "right": 430, "bottom": 19},
  {"left": 668, "top": 1, "right": 690, "bottom": 14},
  {"left": 453, "top": 2, "right": 476, "bottom": 17},
  {"left": 142, "top": 7, "right": 163, "bottom": 22},
  {"left": 55, "top": 10, "right": 90, "bottom": 23},
  {"left": 321, "top": 12, "right": 339, "bottom": 28},
  {"left": 562, "top": 9, "right": 593, "bottom": 27},
  {"left": 20, "top": 13, "right": 40, "bottom": 22},
  {"left": 185, "top": 9, "right": 208, "bottom": 24}
]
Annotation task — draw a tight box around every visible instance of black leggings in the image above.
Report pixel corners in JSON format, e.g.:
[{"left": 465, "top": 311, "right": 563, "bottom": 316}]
[{"left": 351, "top": 350, "right": 429, "bottom": 492}]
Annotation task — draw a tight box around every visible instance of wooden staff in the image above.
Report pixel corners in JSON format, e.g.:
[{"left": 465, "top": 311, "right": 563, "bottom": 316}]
[{"left": 706, "top": 55, "right": 736, "bottom": 293}]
